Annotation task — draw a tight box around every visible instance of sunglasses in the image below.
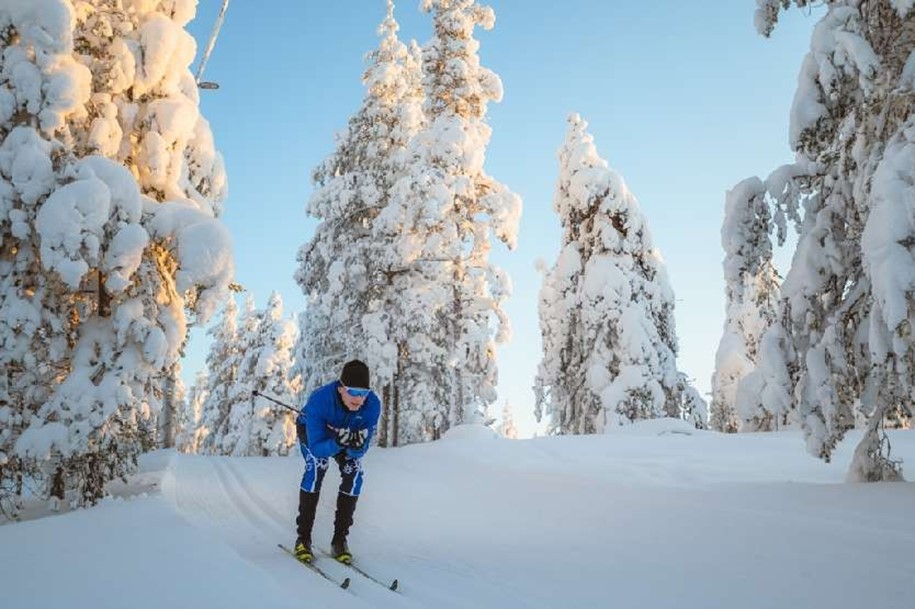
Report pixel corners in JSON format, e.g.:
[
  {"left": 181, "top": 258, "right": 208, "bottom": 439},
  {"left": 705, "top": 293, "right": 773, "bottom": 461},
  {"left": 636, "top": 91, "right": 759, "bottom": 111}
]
[{"left": 343, "top": 386, "right": 371, "bottom": 398}]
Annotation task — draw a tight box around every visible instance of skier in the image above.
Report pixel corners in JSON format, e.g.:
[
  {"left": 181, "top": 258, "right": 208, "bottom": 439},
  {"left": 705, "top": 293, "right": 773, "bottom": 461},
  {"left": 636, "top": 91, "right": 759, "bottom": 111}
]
[{"left": 294, "top": 359, "right": 381, "bottom": 565}]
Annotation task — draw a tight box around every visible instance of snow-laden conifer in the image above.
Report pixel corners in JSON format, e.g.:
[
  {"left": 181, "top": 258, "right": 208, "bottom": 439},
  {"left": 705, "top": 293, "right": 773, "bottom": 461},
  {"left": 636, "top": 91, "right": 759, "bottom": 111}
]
[
  {"left": 288, "top": 311, "right": 308, "bottom": 403},
  {"left": 5, "top": 1, "right": 232, "bottom": 506},
  {"left": 500, "top": 401, "right": 518, "bottom": 439},
  {"left": 0, "top": 0, "right": 147, "bottom": 507},
  {"left": 711, "top": 178, "right": 782, "bottom": 432},
  {"left": 157, "top": 363, "right": 186, "bottom": 449},
  {"left": 373, "top": 0, "right": 521, "bottom": 440},
  {"left": 199, "top": 296, "right": 240, "bottom": 454},
  {"left": 211, "top": 293, "right": 296, "bottom": 457},
  {"left": 239, "top": 292, "right": 296, "bottom": 456},
  {"left": 535, "top": 114, "right": 704, "bottom": 434},
  {"left": 0, "top": 0, "right": 92, "bottom": 514},
  {"left": 294, "top": 0, "right": 423, "bottom": 424},
  {"left": 753, "top": 0, "right": 914, "bottom": 480},
  {"left": 176, "top": 370, "right": 208, "bottom": 454},
  {"left": 216, "top": 295, "right": 260, "bottom": 456}
]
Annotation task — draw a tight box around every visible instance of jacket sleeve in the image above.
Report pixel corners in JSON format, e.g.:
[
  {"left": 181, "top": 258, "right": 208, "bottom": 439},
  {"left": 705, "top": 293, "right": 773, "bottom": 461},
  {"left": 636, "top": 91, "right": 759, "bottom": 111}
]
[
  {"left": 303, "top": 390, "right": 342, "bottom": 458},
  {"left": 345, "top": 394, "right": 381, "bottom": 460}
]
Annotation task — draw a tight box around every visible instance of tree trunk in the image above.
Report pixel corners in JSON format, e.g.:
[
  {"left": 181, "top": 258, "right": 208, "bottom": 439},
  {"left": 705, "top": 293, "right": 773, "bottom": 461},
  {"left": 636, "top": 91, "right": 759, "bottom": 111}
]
[
  {"left": 392, "top": 383, "right": 400, "bottom": 447},
  {"left": 159, "top": 368, "right": 177, "bottom": 448},
  {"left": 379, "top": 383, "right": 391, "bottom": 448},
  {"left": 450, "top": 263, "right": 464, "bottom": 429}
]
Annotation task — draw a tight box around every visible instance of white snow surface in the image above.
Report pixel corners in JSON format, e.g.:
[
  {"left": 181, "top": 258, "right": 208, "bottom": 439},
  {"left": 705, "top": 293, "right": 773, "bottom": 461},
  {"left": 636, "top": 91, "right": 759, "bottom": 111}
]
[{"left": 2, "top": 424, "right": 913, "bottom": 609}]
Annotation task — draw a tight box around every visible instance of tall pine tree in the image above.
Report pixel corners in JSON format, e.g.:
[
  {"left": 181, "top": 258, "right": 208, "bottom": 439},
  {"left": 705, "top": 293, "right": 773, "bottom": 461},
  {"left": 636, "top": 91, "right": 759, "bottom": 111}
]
[
  {"left": 242, "top": 292, "right": 297, "bottom": 456},
  {"left": 535, "top": 114, "right": 704, "bottom": 434},
  {"left": 753, "top": 0, "right": 914, "bottom": 480},
  {"left": 218, "top": 295, "right": 260, "bottom": 456},
  {"left": 294, "top": 0, "right": 423, "bottom": 423},
  {"left": 500, "top": 400, "right": 518, "bottom": 439},
  {"left": 381, "top": 0, "right": 521, "bottom": 436},
  {"left": 711, "top": 177, "right": 781, "bottom": 432},
  {"left": 199, "top": 295, "right": 240, "bottom": 455},
  {"left": 176, "top": 369, "right": 208, "bottom": 454}
]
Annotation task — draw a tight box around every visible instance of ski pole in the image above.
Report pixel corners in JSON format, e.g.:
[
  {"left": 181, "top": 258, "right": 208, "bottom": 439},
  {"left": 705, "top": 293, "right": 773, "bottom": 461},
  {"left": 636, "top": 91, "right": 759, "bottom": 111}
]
[{"left": 251, "top": 390, "right": 299, "bottom": 413}]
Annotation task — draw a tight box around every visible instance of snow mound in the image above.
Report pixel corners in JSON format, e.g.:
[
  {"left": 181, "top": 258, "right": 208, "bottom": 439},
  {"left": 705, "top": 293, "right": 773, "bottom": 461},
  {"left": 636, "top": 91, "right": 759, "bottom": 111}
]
[
  {"left": 439, "top": 423, "right": 501, "bottom": 442},
  {"left": 605, "top": 417, "right": 705, "bottom": 437}
]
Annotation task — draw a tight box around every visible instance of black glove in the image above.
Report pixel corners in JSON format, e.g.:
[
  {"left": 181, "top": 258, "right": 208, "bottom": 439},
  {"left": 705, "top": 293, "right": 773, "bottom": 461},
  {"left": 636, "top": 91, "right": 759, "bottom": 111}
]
[
  {"left": 334, "top": 426, "right": 352, "bottom": 447},
  {"left": 347, "top": 428, "right": 368, "bottom": 450},
  {"left": 296, "top": 423, "right": 307, "bottom": 444}
]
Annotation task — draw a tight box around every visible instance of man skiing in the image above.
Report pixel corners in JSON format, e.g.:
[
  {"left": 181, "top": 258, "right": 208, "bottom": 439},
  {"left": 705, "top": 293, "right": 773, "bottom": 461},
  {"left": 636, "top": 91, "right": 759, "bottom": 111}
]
[{"left": 294, "top": 359, "right": 381, "bottom": 565}]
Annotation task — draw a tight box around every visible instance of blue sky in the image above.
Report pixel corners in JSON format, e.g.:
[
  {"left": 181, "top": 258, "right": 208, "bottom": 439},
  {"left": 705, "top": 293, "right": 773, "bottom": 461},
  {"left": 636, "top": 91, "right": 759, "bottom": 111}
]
[{"left": 183, "top": 1, "right": 821, "bottom": 435}]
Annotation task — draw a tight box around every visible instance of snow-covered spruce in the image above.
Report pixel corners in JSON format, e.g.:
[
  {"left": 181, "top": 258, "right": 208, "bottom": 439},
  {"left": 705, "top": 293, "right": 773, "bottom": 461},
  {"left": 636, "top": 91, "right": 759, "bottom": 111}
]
[
  {"left": 753, "top": 0, "right": 914, "bottom": 480},
  {"left": 2, "top": 0, "right": 232, "bottom": 509},
  {"left": 500, "top": 401, "right": 518, "bottom": 439},
  {"left": 176, "top": 369, "right": 208, "bottom": 454},
  {"left": 0, "top": 0, "right": 91, "bottom": 515},
  {"left": 378, "top": 0, "right": 521, "bottom": 440},
  {"left": 157, "top": 361, "right": 186, "bottom": 449},
  {"left": 293, "top": 0, "right": 424, "bottom": 447},
  {"left": 710, "top": 177, "right": 782, "bottom": 433},
  {"left": 212, "top": 294, "right": 263, "bottom": 455},
  {"left": 534, "top": 114, "right": 705, "bottom": 434},
  {"left": 295, "top": 0, "right": 521, "bottom": 445},
  {"left": 219, "top": 293, "right": 297, "bottom": 457},
  {"left": 199, "top": 296, "right": 240, "bottom": 455},
  {"left": 215, "top": 295, "right": 261, "bottom": 455},
  {"left": 248, "top": 292, "right": 298, "bottom": 456}
]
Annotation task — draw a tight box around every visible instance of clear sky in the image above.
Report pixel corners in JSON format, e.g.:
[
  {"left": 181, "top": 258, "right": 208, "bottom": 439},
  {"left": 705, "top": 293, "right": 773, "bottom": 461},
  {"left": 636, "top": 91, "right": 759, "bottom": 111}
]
[{"left": 182, "top": 1, "right": 822, "bottom": 436}]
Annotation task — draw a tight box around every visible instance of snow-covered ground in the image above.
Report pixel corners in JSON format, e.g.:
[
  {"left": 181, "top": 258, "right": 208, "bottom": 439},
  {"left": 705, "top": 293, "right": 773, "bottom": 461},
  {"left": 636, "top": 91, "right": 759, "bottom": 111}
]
[{"left": 2, "top": 420, "right": 914, "bottom": 609}]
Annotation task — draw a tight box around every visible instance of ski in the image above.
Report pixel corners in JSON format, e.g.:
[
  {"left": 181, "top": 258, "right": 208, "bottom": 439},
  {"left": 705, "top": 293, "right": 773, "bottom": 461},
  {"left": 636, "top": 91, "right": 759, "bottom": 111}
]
[
  {"left": 323, "top": 551, "right": 399, "bottom": 592},
  {"left": 278, "top": 544, "right": 351, "bottom": 590}
]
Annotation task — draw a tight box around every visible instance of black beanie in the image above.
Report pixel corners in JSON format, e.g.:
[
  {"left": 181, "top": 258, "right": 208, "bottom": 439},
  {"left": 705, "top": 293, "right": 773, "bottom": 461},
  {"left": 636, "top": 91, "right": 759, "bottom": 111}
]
[{"left": 340, "top": 359, "right": 370, "bottom": 389}]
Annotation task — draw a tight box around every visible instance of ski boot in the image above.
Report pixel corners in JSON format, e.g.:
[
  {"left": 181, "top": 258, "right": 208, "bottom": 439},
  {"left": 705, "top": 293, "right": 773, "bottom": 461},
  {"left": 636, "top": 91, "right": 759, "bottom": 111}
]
[
  {"left": 331, "top": 536, "right": 352, "bottom": 564},
  {"left": 293, "top": 537, "right": 314, "bottom": 563}
]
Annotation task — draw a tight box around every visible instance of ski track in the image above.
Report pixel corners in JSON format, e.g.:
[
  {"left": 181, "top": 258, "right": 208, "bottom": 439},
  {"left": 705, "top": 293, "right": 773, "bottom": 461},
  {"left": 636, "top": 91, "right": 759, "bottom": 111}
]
[
  {"left": 219, "top": 460, "right": 401, "bottom": 592},
  {"left": 170, "top": 456, "right": 421, "bottom": 608},
  {"left": 162, "top": 434, "right": 915, "bottom": 609},
  {"left": 212, "top": 458, "right": 388, "bottom": 603}
]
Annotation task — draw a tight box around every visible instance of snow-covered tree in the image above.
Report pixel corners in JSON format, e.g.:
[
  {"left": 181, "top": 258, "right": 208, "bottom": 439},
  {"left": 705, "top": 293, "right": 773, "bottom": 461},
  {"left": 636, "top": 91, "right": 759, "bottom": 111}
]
[
  {"left": 674, "top": 373, "right": 709, "bottom": 429},
  {"left": 0, "top": 1, "right": 220, "bottom": 507},
  {"left": 534, "top": 114, "right": 704, "bottom": 434},
  {"left": 0, "top": 0, "right": 93, "bottom": 516},
  {"left": 157, "top": 363, "right": 186, "bottom": 448},
  {"left": 374, "top": 0, "right": 521, "bottom": 440},
  {"left": 176, "top": 369, "right": 208, "bottom": 454},
  {"left": 239, "top": 292, "right": 297, "bottom": 456},
  {"left": 199, "top": 296, "right": 239, "bottom": 454},
  {"left": 732, "top": 321, "right": 794, "bottom": 431},
  {"left": 711, "top": 177, "right": 782, "bottom": 432},
  {"left": 288, "top": 311, "right": 308, "bottom": 402},
  {"left": 0, "top": 0, "right": 231, "bottom": 502},
  {"left": 0, "top": 0, "right": 232, "bottom": 507},
  {"left": 215, "top": 295, "right": 259, "bottom": 455},
  {"left": 753, "top": 0, "right": 914, "bottom": 480},
  {"left": 294, "top": 0, "right": 424, "bottom": 424},
  {"left": 295, "top": 1, "right": 519, "bottom": 446},
  {"left": 213, "top": 293, "right": 296, "bottom": 457},
  {"left": 500, "top": 401, "right": 518, "bottom": 439}
]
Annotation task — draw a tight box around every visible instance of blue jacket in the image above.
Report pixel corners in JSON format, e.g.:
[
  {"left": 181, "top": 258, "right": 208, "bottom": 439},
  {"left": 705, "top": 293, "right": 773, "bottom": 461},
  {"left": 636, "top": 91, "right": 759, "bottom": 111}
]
[{"left": 296, "top": 380, "right": 381, "bottom": 460}]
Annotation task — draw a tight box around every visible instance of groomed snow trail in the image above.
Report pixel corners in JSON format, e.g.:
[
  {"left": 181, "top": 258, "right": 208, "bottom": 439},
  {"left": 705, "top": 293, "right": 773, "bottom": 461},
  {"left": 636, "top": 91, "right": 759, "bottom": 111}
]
[
  {"left": 166, "top": 454, "right": 419, "bottom": 608},
  {"left": 157, "top": 424, "right": 915, "bottom": 609}
]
